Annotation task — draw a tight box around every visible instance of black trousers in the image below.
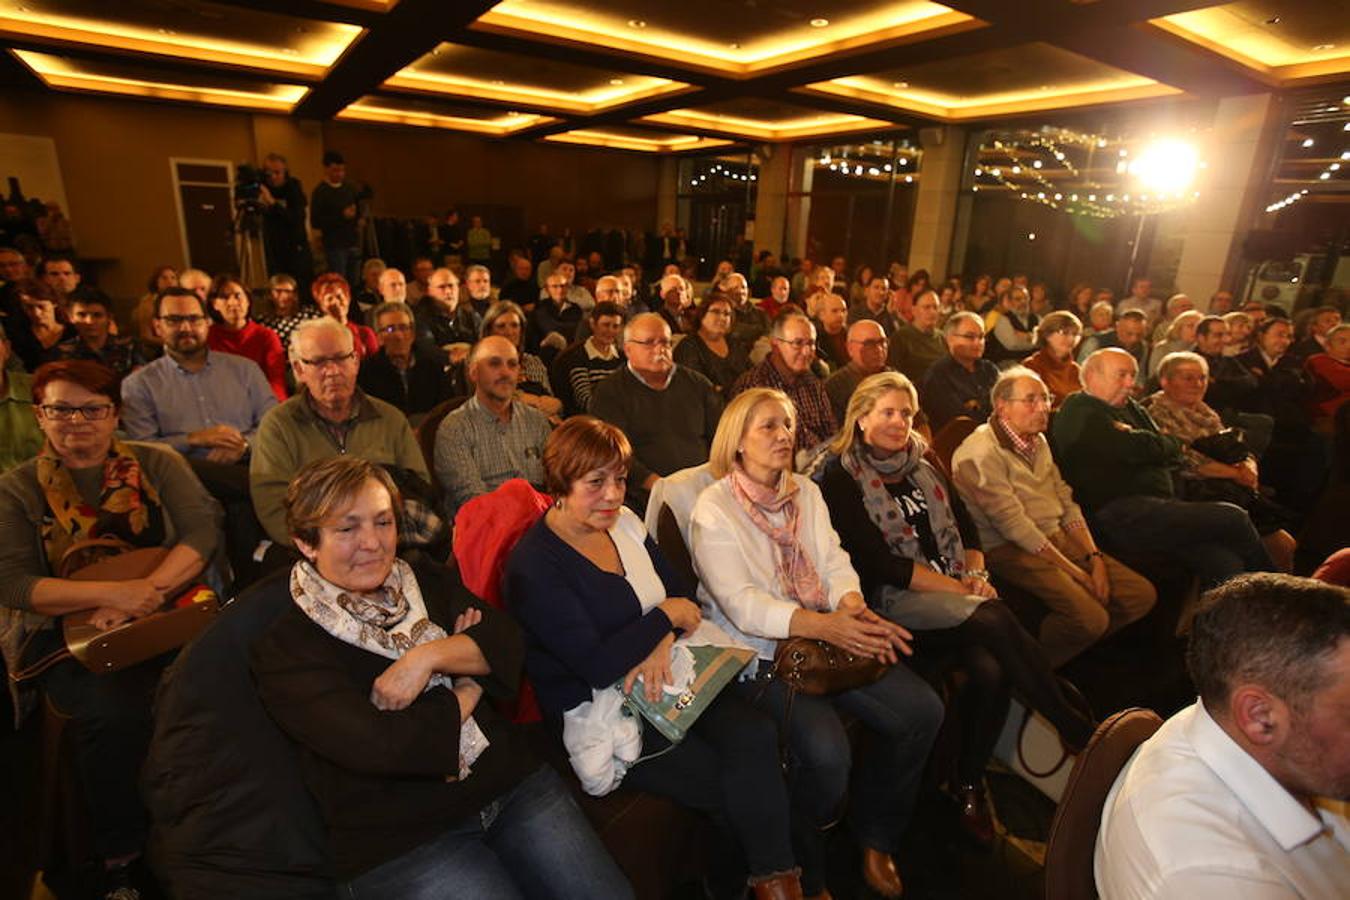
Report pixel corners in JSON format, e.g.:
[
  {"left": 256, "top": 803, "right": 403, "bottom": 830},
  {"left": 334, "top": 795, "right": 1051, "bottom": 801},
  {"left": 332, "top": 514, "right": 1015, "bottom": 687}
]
[{"left": 187, "top": 458, "right": 265, "bottom": 592}]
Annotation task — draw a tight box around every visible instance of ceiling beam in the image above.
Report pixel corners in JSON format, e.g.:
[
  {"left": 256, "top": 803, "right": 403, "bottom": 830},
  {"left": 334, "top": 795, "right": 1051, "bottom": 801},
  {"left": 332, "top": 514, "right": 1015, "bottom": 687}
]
[{"left": 294, "top": 0, "right": 497, "bottom": 119}]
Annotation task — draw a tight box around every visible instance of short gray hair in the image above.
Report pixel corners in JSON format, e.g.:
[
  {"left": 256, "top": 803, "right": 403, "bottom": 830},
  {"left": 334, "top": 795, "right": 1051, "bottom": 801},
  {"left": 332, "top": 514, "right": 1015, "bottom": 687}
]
[
  {"left": 465, "top": 264, "right": 490, "bottom": 280},
  {"left": 371, "top": 301, "right": 415, "bottom": 325},
  {"left": 623, "top": 311, "right": 670, "bottom": 344},
  {"left": 771, "top": 310, "right": 814, "bottom": 340},
  {"left": 289, "top": 316, "right": 354, "bottom": 363},
  {"left": 944, "top": 311, "right": 983, "bottom": 337},
  {"left": 1157, "top": 350, "right": 1208, "bottom": 382},
  {"left": 991, "top": 366, "right": 1045, "bottom": 405}
]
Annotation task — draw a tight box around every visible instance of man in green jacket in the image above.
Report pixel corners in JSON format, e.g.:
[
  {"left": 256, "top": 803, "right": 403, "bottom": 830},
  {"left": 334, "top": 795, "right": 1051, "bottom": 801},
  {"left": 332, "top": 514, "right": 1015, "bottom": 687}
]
[{"left": 1052, "top": 348, "right": 1271, "bottom": 589}]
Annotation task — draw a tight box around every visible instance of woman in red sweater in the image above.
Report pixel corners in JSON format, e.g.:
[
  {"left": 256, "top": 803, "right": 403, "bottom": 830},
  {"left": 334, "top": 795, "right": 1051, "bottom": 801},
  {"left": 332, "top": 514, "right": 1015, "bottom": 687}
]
[
  {"left": 1305, "top": 322, "right": 1350, "bottom": 432},
  {"left": 207, "top": 275, "right": 288, "bottom": 401}
]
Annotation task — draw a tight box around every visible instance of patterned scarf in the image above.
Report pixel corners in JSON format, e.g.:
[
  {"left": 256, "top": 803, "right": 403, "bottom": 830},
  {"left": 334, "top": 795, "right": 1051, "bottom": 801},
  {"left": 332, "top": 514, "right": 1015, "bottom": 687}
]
[
  {"left": 726, "top": 464, "right": 830, "bottom": 610},
  {"left": 37, "top": 439, "right": 166, "bottom": 569},
  {"left": 290, "top": 558, "right": 488, "bottom": 779},
  {"left": 841, "top": 433, "right": 967, "bottom": 577}
]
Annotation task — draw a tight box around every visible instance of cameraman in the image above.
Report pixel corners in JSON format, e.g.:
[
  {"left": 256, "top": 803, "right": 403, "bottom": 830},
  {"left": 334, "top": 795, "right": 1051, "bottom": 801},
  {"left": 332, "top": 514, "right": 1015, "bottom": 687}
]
[
  {"left": 258, "top": 153, "right": 311, "bottom": 289},
  {"left": 310, "top": 150, "right": 361, "bottom": 287}
]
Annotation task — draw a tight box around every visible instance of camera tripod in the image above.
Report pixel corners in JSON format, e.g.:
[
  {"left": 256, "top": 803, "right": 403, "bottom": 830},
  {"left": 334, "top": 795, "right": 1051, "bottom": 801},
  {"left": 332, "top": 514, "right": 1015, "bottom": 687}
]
[{"left": 233, "top": 206, "right": 267, "bottom": 289}]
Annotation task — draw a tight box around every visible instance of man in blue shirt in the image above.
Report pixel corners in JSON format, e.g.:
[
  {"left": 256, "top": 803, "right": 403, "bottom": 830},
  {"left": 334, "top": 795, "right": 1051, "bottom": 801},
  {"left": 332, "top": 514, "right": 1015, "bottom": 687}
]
[{"left": 121, "top": 287, "right": 277, "bottom": 587}]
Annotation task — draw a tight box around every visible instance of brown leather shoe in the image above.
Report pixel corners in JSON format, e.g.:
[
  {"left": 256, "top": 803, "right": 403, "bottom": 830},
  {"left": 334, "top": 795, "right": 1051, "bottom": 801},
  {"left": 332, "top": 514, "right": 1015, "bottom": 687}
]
[
  {"left": 750, "top": 869, "right": 803, "bottom": 900},
  {"left": 862, "top": 847, "right": 904, "bottom": 898}
]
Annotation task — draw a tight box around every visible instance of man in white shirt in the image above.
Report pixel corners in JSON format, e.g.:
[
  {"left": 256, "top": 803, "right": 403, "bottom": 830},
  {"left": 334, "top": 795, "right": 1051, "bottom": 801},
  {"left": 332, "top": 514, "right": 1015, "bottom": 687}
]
[{"left": 1095, "top": 573, "right": 1350, "bottom": 899}]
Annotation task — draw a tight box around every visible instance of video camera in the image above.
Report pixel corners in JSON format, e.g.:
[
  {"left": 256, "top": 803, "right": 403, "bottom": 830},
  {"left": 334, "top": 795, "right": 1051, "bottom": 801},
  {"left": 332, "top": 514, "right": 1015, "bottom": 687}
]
[{"left": 234, "top": 163, "right": 265, "bottom": 214}]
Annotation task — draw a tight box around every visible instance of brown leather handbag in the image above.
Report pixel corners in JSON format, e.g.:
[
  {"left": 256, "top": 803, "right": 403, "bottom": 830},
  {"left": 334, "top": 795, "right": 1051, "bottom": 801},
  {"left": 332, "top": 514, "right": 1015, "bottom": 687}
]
[
  {"left": 12, "top": 538, "right": 219, "bottom": 681},
  {"left": 771, "top": 637, "right": 889, "bottom": 696}
]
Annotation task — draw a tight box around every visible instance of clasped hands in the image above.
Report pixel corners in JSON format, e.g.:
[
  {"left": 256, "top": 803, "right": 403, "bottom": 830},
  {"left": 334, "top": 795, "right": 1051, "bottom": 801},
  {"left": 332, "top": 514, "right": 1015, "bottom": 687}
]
[{"left": 814, "top": 593, "right": 912, "bottom": 664}]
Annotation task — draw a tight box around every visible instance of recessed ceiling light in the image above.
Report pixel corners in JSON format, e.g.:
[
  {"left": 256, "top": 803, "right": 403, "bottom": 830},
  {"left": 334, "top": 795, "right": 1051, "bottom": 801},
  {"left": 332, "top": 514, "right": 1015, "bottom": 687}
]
[
  {"left": 627, "top": 19, "right": 647, "bottom": 28},
  {"left": 1039, "top": 85, "right": 1050, "bottom": 91},
  {"left": 809, "top": 18, "right": 830, "bottom": 28},
  {"left": 1265, "top": 16, "right": 1281, "bottom": 25},
  {"left": 608, "top": 78, "right": 625, "bottom": 85},
  {"left": 1302, "top": 137, "right": 1315, "bottom": 148},
  {"left": 1313, "top": 43, "right": 1335, "bottom": 52},
  {"left": 893, "top": 81, "right": 909, "bottom": 89},
  {"left": 490, "top": 79, "right": 504, "bottom": 85}
]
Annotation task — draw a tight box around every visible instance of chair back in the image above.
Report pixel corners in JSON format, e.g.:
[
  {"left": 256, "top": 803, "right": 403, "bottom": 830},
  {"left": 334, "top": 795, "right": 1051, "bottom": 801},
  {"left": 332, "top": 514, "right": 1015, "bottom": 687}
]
[
  {"left": 932, "top": 415, "right": 978, "bottom": 476},
  {"left": 415, "top": 394, "right": 469, "bottom": 488},
  {"left": 1043, "top": 707, "right": 1163, "bottom": 900}
]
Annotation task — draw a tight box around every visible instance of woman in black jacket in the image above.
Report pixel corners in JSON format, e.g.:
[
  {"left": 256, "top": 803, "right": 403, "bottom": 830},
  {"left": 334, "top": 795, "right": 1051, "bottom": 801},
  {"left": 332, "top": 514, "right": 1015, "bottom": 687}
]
[{"left": 249, "top": 455, "right": 629, "bottom": 899}]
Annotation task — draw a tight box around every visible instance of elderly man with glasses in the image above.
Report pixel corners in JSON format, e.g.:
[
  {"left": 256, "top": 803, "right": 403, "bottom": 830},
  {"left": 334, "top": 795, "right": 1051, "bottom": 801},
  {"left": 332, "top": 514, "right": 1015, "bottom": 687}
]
[
  {"left": 588, "top": 312, "right": 722, "bottom": 514},
  {"left": 951, "top": 367, "right": 1156, "bottom": 667},
  {"left": 357, "top": 301, "right": 459, "bottom": 422},
  {"left": 731, "top": 310, "right": 838, "bottom": 458},
  {"left": 920, "top": 311, "right": 1001, "bottom": 432},
  {"left": 250, "top": 317, "right": 427, "bottom": 552}
]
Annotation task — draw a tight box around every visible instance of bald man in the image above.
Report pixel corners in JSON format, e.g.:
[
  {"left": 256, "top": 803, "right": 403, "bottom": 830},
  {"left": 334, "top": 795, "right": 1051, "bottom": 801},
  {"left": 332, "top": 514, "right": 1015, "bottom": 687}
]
[
  {"left": 825, "top": 320, "right": 892, "bottom": 421},
  {"left": 434, "top": 334, "right": 551, "bottom": 519}
]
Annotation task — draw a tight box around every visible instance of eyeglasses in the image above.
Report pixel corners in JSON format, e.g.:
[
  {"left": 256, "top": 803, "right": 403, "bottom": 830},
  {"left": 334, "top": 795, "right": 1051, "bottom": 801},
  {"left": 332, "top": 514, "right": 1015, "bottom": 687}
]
[
  {"left": 627, "top": 337, "right": 673, "bottom": 350},
  {"left": 378, "top": 323, "right": 413, "bottom": 335},
  {"left": 39, "top": 403, "right": 115, "bottom": 421},
  {"left": 158, "top": 314, "right": 208, "bottom": 327},
  {"left": 774, "top": 338, "right": 816, "bottom": 351},
  {"left": 299, "top": 352, "right": 357, "bottom": 369}
]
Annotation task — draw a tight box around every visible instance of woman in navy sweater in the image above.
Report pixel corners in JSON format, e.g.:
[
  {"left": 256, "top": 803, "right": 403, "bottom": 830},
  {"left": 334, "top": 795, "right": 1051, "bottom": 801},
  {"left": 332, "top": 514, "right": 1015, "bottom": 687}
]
[{"left": 506, "top": 416, "right": 802, "bottom": 900}]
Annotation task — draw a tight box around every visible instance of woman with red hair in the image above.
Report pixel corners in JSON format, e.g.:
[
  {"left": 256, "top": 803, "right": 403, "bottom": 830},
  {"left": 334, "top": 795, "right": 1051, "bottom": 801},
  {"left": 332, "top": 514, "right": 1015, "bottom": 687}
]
[{"left": 311, "top": 272, "right": 378, "bottom": 361}]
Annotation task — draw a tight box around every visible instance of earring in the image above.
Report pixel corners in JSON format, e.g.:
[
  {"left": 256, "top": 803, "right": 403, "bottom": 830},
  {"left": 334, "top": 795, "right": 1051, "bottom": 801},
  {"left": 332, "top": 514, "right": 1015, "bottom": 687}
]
[{"left": 554, "top": 496, "right": 565, "bottom": 511}]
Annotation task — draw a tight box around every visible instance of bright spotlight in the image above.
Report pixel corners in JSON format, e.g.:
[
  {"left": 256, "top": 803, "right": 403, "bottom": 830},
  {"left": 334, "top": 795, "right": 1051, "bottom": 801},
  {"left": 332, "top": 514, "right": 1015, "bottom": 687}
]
[{"left": 1127, "top": 139, "right": 1200, "bottom": 193}]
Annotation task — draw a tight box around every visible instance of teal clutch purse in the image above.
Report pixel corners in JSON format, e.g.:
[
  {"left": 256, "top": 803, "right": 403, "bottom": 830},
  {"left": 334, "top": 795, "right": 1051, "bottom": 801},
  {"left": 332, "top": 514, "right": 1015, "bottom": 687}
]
[{"left": 621, "top": 643, "right": 756, "bottom": 743}]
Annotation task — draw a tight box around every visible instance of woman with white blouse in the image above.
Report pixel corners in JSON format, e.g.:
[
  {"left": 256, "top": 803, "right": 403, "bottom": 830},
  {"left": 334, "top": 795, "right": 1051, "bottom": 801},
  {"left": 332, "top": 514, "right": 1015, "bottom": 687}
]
[{"left": 690, "top": 388, "right": 944, "bottom": 900}]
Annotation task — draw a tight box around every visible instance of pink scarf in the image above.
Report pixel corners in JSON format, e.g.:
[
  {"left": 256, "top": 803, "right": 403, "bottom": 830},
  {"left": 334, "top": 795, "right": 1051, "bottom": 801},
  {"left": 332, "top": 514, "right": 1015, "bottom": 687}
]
[{"left": 727, "top": 465, "right": 830, "bottom": 611}]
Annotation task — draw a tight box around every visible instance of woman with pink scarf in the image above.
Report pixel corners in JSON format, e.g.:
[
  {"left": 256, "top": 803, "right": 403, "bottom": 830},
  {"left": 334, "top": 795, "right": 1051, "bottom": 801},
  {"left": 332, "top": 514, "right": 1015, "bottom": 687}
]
[{"left": 690, "top": 388, "right": 944, "bottom": 900}]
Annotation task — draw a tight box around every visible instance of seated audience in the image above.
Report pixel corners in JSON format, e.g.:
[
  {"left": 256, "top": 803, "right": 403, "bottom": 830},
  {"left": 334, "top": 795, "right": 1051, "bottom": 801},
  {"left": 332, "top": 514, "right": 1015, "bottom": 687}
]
[
  {"left": 1022, "top": 310, "right": 1083, "bottom": 409},
  {"left": 50, "top": 290, "right": 146, "bottom": 375},
  {"left": 1237, "top": 316, "right": 1323, "bottom": 511},
  {"left": 434, "top": 336, "right": 551, "bottom": 520},
  {"left": 249, "top": 317, "right": 426, "bottom": 548},
  {"left": 1289, "top": 305, "right": 1342, "bottom": 363},
  {"left": 1142, "top": 352, "right": 1299, "bottom": 571},
  {"left": 1084, "top": 300, "right": 1115, "bottom": 344},
  {"left": 760, "top": 274, "right": 792, "bottom": 320},
  {"left": 732, "top": 311, "right": 838, "bottom": 458},
  {"left": 311, "top": 272, "right": 378, "bottom": 361},
  {"left": 1150, "top": 293, "right": 1195, "bottom": 343},
  {"left": 1192, "top": 314, "right": 1260, "bottom": 415},
  {"left": 497, "top": 254, "right": 537, "bottom": 310},
  {"left": 250, "top": 456, "right": 629, "bottom": 899},
  {"left": 589, "top": 313, "right": 720, "bottom": 514},
  {"left": 376, "top": 265, "right": 407, "bottom": 306},
  {"left": 256, "top": 273, "right": 320, "bottom": 352},
  {"left": 463, "top": 263, "right": 494, "bottom": 316},
  {"left": 1117, "top": 277, "right": 1162, "bottom": 327},
  {"left": 352, "top": 258, "right": 386, "bottom": 319},
  {"left": 358, "top": 301, "right": 457, "bottom": 420},
  {"left": 406, "top": 255, "right": 433, "bottom": 303},
  {"left": 721, "top": 271, "right": 770, "bottom": 346},
  {"left": 1305, "top": 322, "right": 1350, "bottom": 430},
  {"left": 1148, "top": 309, "right": 1203, "bottom": 379},
  {"left": 1078, "top": 308, "right": 1149, "bottom": 386},
  {"left": 38, "top": 253, "right": 82, "bottom": 303},
  {"left": 887, "top": 289, "right": 945, "bottom": 385},
  {"left": 814, "top": 292, "right": 851, "bottom": 372},
  {"left": 1222, "top": 310, "right": 1253, "bottom": 355},
  {"left": 0, "top": 359, "right": 220, "bottom": 898},
  {"left": 528, "top": 271, "right": 585, "bottom": 358},
  {"left": 414, "top": 267, "right": 480, "bottom": 365},
  {"left": 176, "top": 268, "right": 211, "bottom": 305},
  {"left": 551, "top": 301, "right": 626, "bottom": 416},
  {"left": 984, "top": 286, "right": 1037, "bottom": 365},
  {"left": 10, "top": 278, "right": 73, "bottom": 371},
  {"left": 482, "top": 300, "right": 562, "bottom": 420},
  {"left": 819, "top": 372, "right": 1096, "bottom": 846},
  {"left": 0, "top": 322, "right": 43, "bottom": 472},
  {"left": 1207, "top": 289, "right": 1234, "bottom": 315},
  {"left": 825, "top": 319, "right": 892, "bottom": 422},
  {"left": 1052, "top": 349, "right": 1272, "bottom": 589},
  {"left": 206, "top": 274, "right": 288, "bottom": 402},
  {"left": 131, "top": 264, "right": 177, "bottom": 348},
  {"left": 122, "top": 286, "right": 277, "bottom": 584},
  {"left": 849, "top": 273, "right": 903, "bottom": 337},
  {"left": 920, "top": 312, "right": 999, "bottom": 431},
  {"left": 1095, "top": 573, "right": 1350, "bottom": 898},
  {"left": 654, "top": 272, "right": 694, "bottom": 337},
  {"left": 951, "top": 367, "right": 1156, "bottom": 666},
  {"left": 505, "top": 418, "right": 802, "bottom": 899},
  {"left": 672, "top": 295, "right": 751, "bottom": 395},
  {"left": 690, "top": 387, "right": 943, "bottom": 898}
]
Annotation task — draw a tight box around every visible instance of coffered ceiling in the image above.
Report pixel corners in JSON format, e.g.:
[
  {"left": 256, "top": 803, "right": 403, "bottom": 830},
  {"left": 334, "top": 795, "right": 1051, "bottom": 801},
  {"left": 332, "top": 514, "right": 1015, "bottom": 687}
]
[{"left": 1, "top": 0, "right": 1347, "bottom": 153}]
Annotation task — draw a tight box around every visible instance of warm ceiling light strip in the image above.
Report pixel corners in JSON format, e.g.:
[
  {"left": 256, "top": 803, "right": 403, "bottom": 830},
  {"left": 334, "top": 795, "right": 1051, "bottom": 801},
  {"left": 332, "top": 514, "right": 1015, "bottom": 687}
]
[
  {"left": 382, "top": 70, "right": 690, "bottom": 113},
  {"left": 472, "top": 5, "right": 981, "bottom": 77},
  {"left": 338, "top": 102, "right": 552, "bottom": 135},
  {"left": 1148, "top": 16, "right": 1350, "bottom": 84},
  {"left": 804, "top": 78, "right": 1181, "bottom": 121},
  {"left": 10, "top": 51, "right": 308, "bottom": 111},
  {"left": 545, "top": 130, "right": 732, "bottom": 152},
  {"left": 642, "top": 109, "right": 893, "bottom": 141},
  {"left": 0, "top": 14, "right": 360, "bottom": 77}
]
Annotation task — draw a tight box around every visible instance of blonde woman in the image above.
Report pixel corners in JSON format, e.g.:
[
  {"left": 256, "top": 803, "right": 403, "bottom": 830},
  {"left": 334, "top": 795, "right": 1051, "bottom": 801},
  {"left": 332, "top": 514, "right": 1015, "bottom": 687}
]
[{"left": 690, "top": 387, "right": 943, "bottom": 899}]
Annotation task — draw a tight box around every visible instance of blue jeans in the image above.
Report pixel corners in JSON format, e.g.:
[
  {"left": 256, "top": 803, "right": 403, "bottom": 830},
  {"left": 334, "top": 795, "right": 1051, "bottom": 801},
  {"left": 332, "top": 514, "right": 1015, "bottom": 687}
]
[
  {"left": 340, "top": 765, "right": 632, "bottom": 900},
  {"left": 735, "top": 665, "right": 943, "bottom": 894},
  {"left": 1091, "top": 495, "right": 1272, "bottom": 589}
]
